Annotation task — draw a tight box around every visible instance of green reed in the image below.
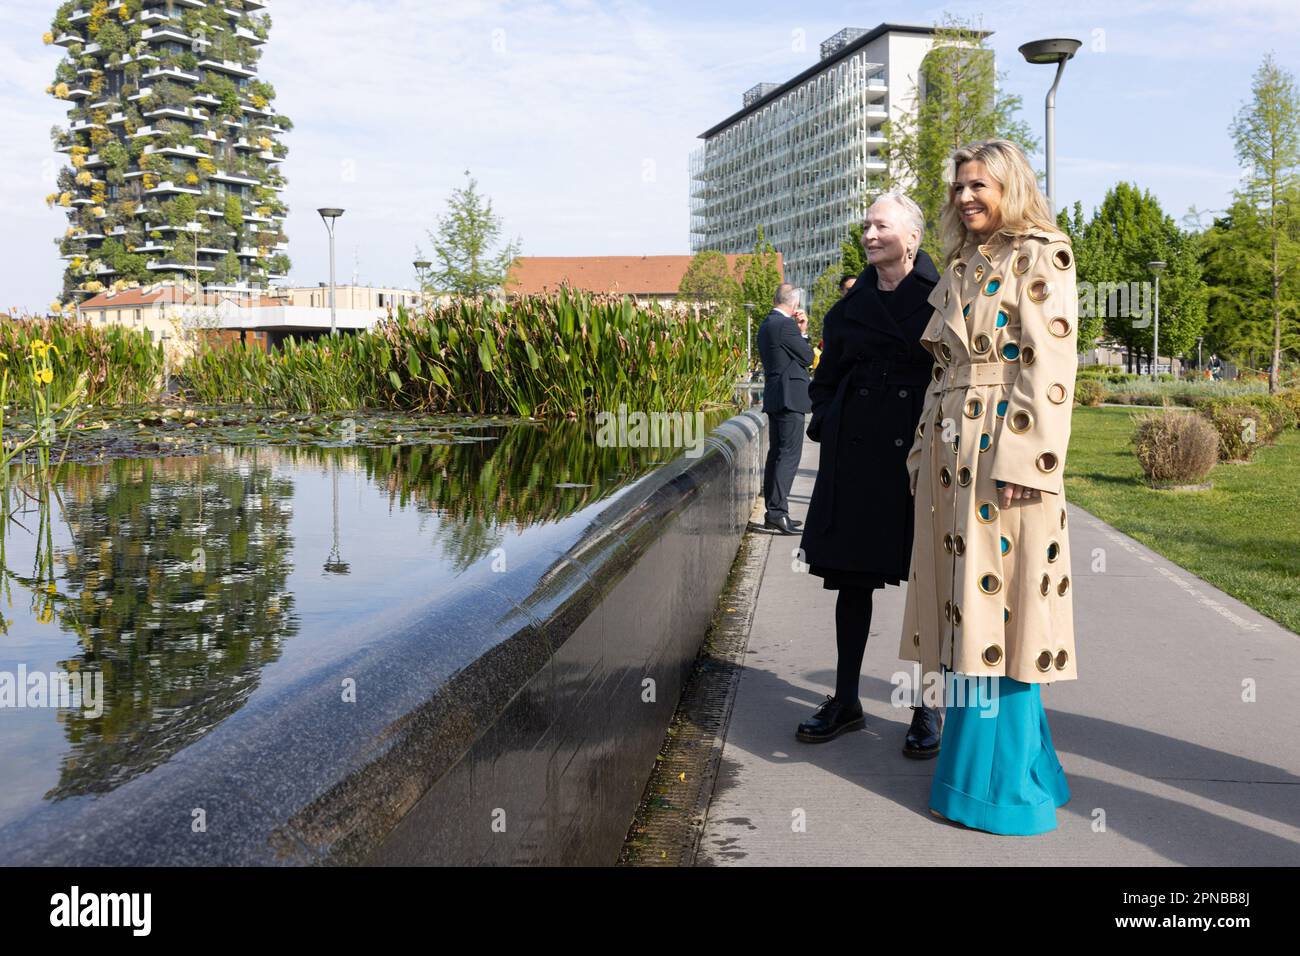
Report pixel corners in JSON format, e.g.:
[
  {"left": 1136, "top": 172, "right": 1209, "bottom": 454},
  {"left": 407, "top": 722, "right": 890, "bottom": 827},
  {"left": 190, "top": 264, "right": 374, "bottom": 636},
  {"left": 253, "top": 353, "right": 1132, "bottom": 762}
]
[
  {"left": 179, "top": 289, "right": 747, "bottom": 417},
  {"left": 0, "top": 317, "right": 164, "bottom": 408}
]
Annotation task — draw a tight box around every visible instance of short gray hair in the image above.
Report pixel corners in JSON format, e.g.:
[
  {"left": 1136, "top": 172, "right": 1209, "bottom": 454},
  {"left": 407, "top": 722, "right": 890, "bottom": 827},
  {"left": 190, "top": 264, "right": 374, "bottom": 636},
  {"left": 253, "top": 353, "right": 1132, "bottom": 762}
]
[
  {"left": 868, "top": 189, "right": 925, "bottom": 245},
  {"left": 773, "top": 282, "right": 799, "bottom": 308}
]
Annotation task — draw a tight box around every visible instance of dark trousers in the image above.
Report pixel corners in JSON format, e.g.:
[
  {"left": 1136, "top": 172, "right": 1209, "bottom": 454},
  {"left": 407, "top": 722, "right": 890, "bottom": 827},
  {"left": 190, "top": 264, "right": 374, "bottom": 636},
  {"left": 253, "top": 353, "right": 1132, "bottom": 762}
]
[{"left": 763, "top": 409, "right": 805, "bottom": 521}]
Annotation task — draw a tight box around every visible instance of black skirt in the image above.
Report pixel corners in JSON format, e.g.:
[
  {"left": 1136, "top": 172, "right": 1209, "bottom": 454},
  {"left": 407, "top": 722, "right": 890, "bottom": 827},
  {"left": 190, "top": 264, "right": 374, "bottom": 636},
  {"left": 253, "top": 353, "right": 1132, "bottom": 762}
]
[{"left": 809, "top": 564, "right": 902, "bottom": 592}]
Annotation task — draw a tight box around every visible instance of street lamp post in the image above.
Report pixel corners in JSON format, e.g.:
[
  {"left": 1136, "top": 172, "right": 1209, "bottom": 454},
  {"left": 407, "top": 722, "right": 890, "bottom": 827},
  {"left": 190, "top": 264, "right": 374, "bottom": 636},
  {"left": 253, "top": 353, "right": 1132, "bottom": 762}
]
[
  {"left": 1019, "top": 38, "right": 1082, "bottom": 217},
  {"left": 413, "top": 259, "right": 431, "bottom": 307},
  {"left": 1148, "top": 260, "right": 1166, "bottom": 380},
  {"left": 317, "top": 208, "right": 345, "bottom": 335}
]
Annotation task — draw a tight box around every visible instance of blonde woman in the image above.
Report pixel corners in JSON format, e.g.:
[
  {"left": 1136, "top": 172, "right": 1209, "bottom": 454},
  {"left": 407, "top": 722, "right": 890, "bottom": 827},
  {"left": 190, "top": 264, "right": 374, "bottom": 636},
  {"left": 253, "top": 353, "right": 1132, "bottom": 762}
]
[{"left": 898, "top": 139, "right": 1079, "bottom": 835}]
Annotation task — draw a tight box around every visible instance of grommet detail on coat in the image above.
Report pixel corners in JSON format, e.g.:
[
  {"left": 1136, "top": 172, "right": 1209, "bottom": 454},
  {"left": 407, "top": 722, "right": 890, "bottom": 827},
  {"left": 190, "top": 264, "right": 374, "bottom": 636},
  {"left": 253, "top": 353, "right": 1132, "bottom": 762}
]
[
  {"left": 1055, "top": 649, "right": 1069, "bottom": 669},
  {"left": 996, "top": 309, "right": 1009, "bottom": 328},
  {"left": 957, "top": 466, "right": 972, "bottom": 486},
  {"left": 940, "top": 343, "right": 953, "bottom": 363},
  {"left": 1001, "top": 342, "right": 1021, "bottom": 361},
  {"left": 940, "top": 466, "right": 952, "bottom": 487},
  {"left": 1036, "top": 650, "right": 1053, "bottom": 672},
  {"left": 932, "top": 365, "right": 944, "bottom": 382},
  {"left": 980, "top": 432, "right": 991, "bottom": 452},
  {"left": 962, "top": 302, "right": 970, "bottom": 318},
  {"left": 1049, "top": 317, "right": 1072, "bottom": 338},
  {"left": 1040, "top": 572, "right": 1051, "bottom": 596},
  {"left": 1047, "top": 540, "right": 1060, "bottom": 562},
  {"left": 917, "top": 421, "right": 925, "bottom": 437},
  {"left": 1022, "top": 345, "right": 1036, "bottom": 366},
  {"left": 982, "top": 644, "right": 1003, "bottom": 666},
  {"left": 1058, "top": 576, "right": 1070, "bottom": 596},
  {"left": 1004, "top": 606, "right": 1012, "bottom": 624},
  {"left": 1013, "top": 253, "right": 1031, "bottom": 275},
  {"left": 913, "top": 631, "right": 921, "bottom": 648},
  {"left": 943, "top": 533, "right": 954, "bottom": 554},
  {"left": 952, "top": 603, "right": 962, "bottom": 625},
  {"left": 976, "top": 501, "right": 998, "bottom": 523},
  {"left": 1009, "top": 409, "right": 1034, "bottom": 433},
  {"left": 953, "top": 261, "right": 967, "bottom": 278},
  {"left": 980, "top": 573, "right": 1002, "bottom": 594},
  {"left": 985, "top": 276, "right": 1002, "bottom": 296},
  {"left": 973, "top": 332, "right": 992, "bottom": 354},
  {"left": 1028, "top": 278, "right": 1050, "bottom": 302},
  {"left": 1037, "top": 451, "right": 1059, "bottom": 473},
  {"left": 944, "top": 599, "right": 952, "bottom": 621},
  {"left": 978, "top": 243, "right": 993, "bottom": 260},
  {"left": 1053, "top": 248, "right": 1073, "bottom": 270},
  {"left": 945, "top": 289, "right": 951, "bottom": 307},
  {"left": 964, "top": 398, "right": 984, "bottom": 418},
  {"left": 1000, "top": 535, "right": 1012, "bottom": 555},
  {"left": 996, "top": 400, "right": 1008, "bottom": 418},
  {"left": 1048, "top": 382, "right": 1068, "bottom": 404},
  {"left": 974, "top": 264, "right": 985, "bottom": 283},
  {"left": 951, "top": 435, "right": 960, "bottom": 453},
  {"left": 1060, "top": 508, "right": 1067, "bottom": 529},
  {"left": 954, "top": 534, "right": 966, "bottom": 555}
]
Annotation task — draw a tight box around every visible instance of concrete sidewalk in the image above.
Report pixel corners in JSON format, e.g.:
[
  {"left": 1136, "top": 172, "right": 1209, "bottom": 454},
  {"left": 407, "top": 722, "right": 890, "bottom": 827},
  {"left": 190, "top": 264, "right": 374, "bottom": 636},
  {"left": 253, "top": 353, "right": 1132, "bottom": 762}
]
[{"left": 697, "top": 432, "right": 1300, "bottom": 865}]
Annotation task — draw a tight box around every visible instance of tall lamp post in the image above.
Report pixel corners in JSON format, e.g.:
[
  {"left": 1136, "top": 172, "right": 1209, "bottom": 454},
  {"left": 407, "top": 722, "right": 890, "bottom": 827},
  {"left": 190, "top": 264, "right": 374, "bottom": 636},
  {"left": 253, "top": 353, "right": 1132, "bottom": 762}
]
[
  {"left": 1018, "top": 38, "right": 1082, "bottom": 217},
  {"left": 317, "top": 207, "right": 345, "bottom": 335},
  {"left": 1148, "top": 260, "right": 1166, "bottom": 380},
  {"left": 413, "top": 259, "right": 431, "bottom": 307}
]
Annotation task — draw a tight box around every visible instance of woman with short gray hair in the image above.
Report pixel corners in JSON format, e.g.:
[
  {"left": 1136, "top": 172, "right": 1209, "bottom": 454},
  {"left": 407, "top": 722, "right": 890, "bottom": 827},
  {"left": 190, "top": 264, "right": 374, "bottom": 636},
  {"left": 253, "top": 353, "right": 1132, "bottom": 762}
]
[{"left": 796, "top": 190, "right": 945, "bottom": 758}]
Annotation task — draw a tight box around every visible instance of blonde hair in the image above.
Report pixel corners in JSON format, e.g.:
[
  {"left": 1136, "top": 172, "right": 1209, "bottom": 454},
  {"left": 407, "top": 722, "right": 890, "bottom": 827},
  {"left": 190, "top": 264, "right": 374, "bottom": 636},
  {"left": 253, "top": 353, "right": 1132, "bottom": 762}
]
[{"left": 939, "top": 139, "right": 1065, "bottom": 265}]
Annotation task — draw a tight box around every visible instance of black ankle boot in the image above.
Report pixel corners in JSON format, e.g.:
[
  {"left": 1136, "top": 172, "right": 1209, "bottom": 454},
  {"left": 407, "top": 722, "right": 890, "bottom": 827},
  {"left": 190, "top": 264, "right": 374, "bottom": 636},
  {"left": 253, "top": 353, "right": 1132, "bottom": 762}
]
[
  {"left": 902, "top": 704, "right": 943, "bottom": 759},
  {"left": 796, "top": 694, "right": 865, "bottom": 743}
]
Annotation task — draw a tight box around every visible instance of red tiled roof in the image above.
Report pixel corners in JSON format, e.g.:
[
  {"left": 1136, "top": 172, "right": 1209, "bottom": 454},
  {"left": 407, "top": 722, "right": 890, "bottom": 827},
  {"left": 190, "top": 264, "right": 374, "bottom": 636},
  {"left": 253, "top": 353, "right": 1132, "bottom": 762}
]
[
  {"left": 79, "top": 287, "right": 282, "bottom": 309},
  {"left": 504, "top": 254, "right": 784, "bottom": 296}
]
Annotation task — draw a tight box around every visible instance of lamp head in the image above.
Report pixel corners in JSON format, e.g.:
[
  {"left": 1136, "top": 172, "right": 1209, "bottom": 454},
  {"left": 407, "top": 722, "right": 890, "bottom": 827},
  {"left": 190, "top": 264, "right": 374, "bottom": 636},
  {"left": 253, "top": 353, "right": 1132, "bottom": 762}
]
[
  {"left": 413, "top": 259, "right": 431, "bottom": 270},
  {"left": 317, "top": 207, "right": 345, "bottom": 222},
  {"left": 1148, "top": 260, "right": 1167, "bottom": 274},
  {"left": 1018, "top": 38, "right": 1082, "bottom": 65}
]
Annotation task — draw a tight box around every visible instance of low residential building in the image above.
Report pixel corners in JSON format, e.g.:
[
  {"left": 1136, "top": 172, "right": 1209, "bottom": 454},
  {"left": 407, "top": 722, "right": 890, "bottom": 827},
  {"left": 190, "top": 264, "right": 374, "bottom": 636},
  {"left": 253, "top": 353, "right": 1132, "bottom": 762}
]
[
  {"left": 76, "top": 281, "right": 421, "bottom": 354},
  {"left": 505, "top": 254, "right": 783, "bottom": 307},
  {"left": 276, "top": 284, "right": 422, "bottom": 311}
]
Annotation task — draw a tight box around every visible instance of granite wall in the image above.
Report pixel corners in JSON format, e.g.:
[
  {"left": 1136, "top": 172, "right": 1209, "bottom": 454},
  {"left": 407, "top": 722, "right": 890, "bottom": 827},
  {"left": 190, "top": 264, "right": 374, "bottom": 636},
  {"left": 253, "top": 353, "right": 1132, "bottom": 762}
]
[{"left": 371, "top": 408, "right": 768, "bottom": 864}]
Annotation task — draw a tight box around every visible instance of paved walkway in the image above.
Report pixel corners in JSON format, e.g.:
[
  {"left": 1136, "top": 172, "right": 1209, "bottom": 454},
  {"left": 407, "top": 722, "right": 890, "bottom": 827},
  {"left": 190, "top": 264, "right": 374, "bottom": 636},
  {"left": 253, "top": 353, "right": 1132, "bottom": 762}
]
[{"left": 698, "top": 432, "right": 1300, "bottom": 865}]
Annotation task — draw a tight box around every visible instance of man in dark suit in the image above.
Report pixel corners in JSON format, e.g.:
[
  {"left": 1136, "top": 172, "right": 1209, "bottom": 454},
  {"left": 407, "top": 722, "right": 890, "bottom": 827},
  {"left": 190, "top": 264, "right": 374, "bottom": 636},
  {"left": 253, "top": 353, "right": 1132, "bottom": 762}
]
[{"left": 757, "top": 283, "right": 814, "bottom": 535}]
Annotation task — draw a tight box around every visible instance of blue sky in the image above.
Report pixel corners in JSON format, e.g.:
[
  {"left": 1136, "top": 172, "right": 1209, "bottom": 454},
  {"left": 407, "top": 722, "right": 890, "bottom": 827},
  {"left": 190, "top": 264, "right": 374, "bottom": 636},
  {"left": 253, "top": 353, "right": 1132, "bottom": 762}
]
[{"left": 2, "top": 0, "right": 1296, "bottom": 311}]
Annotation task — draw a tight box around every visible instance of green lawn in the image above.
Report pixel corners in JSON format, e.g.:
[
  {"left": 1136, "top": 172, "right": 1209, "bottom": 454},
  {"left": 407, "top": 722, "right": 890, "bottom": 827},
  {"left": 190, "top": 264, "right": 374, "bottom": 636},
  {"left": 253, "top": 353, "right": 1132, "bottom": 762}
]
[{"left": 1065, "top": 406, "right": 1300, "bottom": 635}]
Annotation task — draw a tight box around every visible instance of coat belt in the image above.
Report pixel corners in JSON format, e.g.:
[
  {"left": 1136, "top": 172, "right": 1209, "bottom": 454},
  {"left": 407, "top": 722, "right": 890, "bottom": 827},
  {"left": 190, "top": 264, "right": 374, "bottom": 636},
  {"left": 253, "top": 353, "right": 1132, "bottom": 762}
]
[{"left": 938, "top": 362, "right": 1020, "bottom": 391}]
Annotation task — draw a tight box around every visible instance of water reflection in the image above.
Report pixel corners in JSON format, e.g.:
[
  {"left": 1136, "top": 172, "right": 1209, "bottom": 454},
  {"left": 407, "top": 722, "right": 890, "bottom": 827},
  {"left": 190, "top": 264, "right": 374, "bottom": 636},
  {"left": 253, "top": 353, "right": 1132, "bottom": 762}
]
[{"left": 0, "top": 414, "right": 725, "bottom": 828}]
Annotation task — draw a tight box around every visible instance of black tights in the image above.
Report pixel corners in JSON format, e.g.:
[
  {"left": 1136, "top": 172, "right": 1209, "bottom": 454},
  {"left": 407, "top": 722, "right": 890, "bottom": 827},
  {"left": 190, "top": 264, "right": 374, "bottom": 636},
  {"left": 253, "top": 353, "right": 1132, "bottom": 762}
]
[{"left": 834, "top": 586, "right": 874, "bottom": 703}]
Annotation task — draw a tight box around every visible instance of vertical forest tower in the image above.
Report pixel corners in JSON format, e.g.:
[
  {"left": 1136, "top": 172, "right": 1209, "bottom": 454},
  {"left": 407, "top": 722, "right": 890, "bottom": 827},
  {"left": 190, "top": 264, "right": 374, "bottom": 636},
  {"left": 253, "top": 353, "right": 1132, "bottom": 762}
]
[{"left": 45, "top": 0, "right": 291, "bottom": 301}]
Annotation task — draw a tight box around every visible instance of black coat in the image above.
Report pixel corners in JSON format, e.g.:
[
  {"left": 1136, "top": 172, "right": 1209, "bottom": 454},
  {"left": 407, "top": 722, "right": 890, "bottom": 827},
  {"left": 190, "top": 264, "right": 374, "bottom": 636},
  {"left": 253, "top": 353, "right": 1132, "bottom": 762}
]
[
  {"left": 757, "top": 308, "right": 815, "bottom": 414},
  {"left": 800, "top": 251, "right": 940, "bottom": 584}
]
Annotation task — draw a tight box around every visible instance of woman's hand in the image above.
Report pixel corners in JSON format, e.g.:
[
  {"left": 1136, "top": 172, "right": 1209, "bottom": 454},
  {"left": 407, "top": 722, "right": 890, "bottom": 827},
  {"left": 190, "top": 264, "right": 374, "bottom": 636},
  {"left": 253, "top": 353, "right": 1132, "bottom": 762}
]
[{"left": 999, "top": 481, "right": 1041, "bottom": 508}]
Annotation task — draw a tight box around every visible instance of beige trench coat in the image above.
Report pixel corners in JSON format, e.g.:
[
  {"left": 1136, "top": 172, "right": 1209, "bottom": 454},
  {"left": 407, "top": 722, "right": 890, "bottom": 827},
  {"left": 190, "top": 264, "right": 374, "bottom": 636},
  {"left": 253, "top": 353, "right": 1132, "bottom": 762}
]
[{"left": 899, "top": 227, "right": 1079, "bottom": 684}]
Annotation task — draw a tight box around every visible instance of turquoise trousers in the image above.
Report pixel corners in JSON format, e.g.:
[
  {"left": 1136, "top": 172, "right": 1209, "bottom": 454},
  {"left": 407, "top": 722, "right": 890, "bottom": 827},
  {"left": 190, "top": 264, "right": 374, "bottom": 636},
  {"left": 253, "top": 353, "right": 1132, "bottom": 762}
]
[{"left": 929, "top": 669, "right": 1070, "bottom": 835}]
